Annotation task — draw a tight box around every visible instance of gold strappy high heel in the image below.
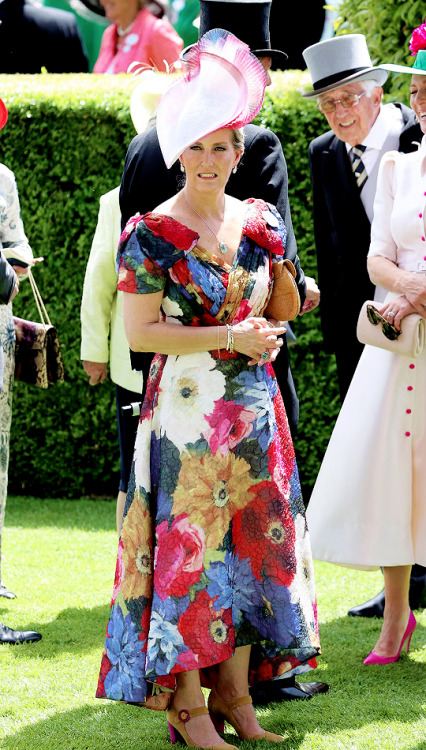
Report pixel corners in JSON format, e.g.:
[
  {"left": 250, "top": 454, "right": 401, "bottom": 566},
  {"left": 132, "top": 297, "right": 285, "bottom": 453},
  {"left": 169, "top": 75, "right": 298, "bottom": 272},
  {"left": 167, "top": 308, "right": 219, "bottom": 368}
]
[
  {"left": 208, "top": 687, "right": 285, "bottom": 743},
  {"left": 166, "top": 704, "right": 238, "bottom": 749}
]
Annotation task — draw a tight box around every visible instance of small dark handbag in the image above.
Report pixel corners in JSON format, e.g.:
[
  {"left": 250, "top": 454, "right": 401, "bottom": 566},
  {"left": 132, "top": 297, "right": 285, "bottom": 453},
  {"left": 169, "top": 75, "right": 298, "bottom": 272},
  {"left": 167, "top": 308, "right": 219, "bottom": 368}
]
[{"left": 14, "top": 269, "right": 64, "bottom": 389}]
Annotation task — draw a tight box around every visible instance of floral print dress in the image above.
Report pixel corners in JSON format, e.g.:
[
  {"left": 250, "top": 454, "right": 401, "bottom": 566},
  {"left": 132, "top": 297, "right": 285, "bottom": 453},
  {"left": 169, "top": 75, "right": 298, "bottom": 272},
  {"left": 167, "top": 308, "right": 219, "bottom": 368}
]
[{"left": 96, "top": 198, "right": 320, "bottom": 707}]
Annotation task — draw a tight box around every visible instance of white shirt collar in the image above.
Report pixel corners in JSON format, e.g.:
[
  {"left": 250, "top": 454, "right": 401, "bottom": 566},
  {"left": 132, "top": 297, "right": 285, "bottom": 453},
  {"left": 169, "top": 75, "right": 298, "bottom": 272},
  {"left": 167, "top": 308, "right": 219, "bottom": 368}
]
[{"left": 345, "top": 103, "right": 403, "bottom": 153}]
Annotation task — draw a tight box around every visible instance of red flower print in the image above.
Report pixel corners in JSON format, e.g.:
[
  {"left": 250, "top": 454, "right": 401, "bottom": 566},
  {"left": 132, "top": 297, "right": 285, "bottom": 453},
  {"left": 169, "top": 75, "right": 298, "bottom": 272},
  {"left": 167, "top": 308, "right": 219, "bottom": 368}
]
[
  {"left": 203, "top": 398, "right": 256, "bottom": 456},
  {"left": 232, "top": 299, "right": 253, "bottom": 324},
  {"left": 154, "top": 514, "right": 206, "bottom": 601},
  {"left": 177, "top": 590, "right": 233, "bottom": 665},
  {"left": 96, "top": 650, "right": 112, "bottom": 698},
  {"left": 144, "top": 213, "right": 198, "bottom": 252},
  {"left": 111, "top": 540, "right": 124, "bottom": 605},
  {"left": 233, "top": 481, "right": 296, "bottom": 586},
  {"left": 120, "top": 213, "right": 142, "bottom": 243},
  {"left": 117, "top": 262, "right": 138, "bottom": 293},
  {"left": 140, "top": 354, "right": 167, "bottom": 421},
  {"left": 244, "top": 199, "right": 284, "bottom": 255}
]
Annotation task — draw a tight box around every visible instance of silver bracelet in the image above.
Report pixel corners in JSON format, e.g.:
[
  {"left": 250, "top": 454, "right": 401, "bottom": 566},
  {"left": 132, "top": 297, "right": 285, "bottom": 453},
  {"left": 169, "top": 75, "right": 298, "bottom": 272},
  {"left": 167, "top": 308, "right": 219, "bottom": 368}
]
[{"left": 226, "top": 324, "right": 234, "bottom": 354}]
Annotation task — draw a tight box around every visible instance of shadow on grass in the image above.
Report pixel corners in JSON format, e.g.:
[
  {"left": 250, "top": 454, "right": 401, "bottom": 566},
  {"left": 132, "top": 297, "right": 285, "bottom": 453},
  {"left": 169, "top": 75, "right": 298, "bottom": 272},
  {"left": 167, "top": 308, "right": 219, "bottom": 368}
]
[
  {"left": 1, "top": 613, "right": 425, "bottom": 749},
  {"left": 0, "top": 603, "right": 110, "bottom": 658},
  {"left": 0, "top": 702, "right": 167, "bottom": 750},
  {"left": 7, "top": 495, "right": 116, "bottom": 532}
]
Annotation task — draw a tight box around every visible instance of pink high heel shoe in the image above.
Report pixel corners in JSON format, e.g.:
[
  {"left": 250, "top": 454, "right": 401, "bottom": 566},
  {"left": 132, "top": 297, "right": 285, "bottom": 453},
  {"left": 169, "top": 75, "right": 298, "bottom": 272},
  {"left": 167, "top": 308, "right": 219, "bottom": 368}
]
[{"left": 363, "top": 610, "right": 417, "bottom": 665}]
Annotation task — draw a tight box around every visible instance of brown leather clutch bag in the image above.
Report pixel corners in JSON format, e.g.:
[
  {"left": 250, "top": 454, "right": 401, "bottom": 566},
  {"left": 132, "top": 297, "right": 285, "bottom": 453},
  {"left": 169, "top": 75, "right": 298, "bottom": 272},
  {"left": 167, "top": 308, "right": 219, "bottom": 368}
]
[{"left": 264, "top": 259, "right": 301, "bottom": 321}]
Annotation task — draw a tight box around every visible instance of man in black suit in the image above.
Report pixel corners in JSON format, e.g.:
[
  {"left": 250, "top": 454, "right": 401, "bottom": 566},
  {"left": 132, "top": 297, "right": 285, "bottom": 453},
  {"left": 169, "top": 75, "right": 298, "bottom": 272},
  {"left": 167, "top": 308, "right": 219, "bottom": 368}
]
[
  {"left": 303, "top": 33, "right": 426, "bottom": 617},
  {"left": 120, "top": 0, "right": 326, "bottom": 704},
  {"left": 0, "top": 0, "right": 88, "bottom": 73}
]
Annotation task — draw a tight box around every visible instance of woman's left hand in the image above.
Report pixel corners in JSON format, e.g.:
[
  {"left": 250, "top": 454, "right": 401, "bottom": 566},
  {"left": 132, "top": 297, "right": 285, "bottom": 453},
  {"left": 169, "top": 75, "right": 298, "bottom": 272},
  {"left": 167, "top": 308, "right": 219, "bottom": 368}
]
[
  {"left": 379, "top": 296, "right": 418, "bottom": 331},
  {"left": 247, "top": 318, "right": 285, "bottom": 366}
]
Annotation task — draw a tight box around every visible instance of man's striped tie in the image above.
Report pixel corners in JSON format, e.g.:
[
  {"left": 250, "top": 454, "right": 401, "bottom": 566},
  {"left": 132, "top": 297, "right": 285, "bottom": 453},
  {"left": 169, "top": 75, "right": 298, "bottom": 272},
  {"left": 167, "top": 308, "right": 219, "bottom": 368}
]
[{"left": 350, "top": 144, "right": 368, "bottom": 190}]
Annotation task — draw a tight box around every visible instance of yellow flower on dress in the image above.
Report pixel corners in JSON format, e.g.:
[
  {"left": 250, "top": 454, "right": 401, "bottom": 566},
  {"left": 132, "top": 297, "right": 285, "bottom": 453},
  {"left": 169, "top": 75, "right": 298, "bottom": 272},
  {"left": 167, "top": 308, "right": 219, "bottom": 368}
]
[
  {"left": 121, "top": 497, "right": 153, "bottom": 601},
  {"left": 172, "top": 451, "right": 255, "bottom": 549}
]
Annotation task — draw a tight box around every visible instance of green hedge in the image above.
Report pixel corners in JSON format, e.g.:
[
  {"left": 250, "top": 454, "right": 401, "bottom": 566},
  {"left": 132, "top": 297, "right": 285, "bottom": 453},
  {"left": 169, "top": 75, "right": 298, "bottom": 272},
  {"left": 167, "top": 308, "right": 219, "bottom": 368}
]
[
  {"left": 0, "top": 71, "right": 361, "bottom": 499},
  {"left": 337, "top": 0, "right": 425, "bottom": 97}
]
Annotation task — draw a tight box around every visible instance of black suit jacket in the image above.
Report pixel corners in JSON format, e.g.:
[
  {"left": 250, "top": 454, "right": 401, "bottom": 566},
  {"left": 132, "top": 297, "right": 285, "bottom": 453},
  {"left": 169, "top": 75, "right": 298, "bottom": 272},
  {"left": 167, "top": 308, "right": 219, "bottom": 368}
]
[
  {"left": 0, "top": 0, "right": 88, "bottom": 73},
  {"left": 120, "top": 123, "right": 306, "bottom": 433},
  {"left": 309, "top": 103, "right": 421, "bottom": 396}
]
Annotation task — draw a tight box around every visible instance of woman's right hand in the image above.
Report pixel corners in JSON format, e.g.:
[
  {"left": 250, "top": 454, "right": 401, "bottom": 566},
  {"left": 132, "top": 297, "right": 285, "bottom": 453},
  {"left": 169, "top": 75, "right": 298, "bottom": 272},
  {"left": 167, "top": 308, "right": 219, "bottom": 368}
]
[
  {"left": 232, "top": 317, "right": 286, "bottom": 366},
  {"left": 379, "top": 296, "right": 418, "bottom": 331}
]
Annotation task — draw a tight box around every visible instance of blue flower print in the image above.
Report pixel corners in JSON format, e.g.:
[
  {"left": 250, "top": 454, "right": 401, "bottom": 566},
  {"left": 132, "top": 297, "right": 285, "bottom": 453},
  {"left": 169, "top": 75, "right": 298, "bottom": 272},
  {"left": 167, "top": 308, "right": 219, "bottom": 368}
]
[
  {"left": 244, "top": 577, "right": 299, "bottom": 649},
  {"left": 186, "top": 256, "right": 226, "bottom": 316},
  {"left": 207, "top": 552, "right": 257, "bottom": 625},
  {"left": 234, "top": 369, "right": 277, "bottom": 451},
  {"left": 104, "top": 604, "right": 146, "bottom": 702},
  {"left": 146, "top": 610, "right": 188, "bottom": 676}
]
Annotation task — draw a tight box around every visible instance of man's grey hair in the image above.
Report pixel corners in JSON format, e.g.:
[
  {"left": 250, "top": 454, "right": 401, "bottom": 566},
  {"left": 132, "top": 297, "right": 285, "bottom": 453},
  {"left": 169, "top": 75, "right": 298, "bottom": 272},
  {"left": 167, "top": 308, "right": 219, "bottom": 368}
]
[{"left": 360, "top": 79, "right": 383, "bottom": 97}]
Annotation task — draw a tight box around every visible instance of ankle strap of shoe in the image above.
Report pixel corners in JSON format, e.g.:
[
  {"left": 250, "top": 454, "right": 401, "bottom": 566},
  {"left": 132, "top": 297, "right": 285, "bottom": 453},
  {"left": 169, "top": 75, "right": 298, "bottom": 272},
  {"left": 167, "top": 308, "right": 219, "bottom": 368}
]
[{"left": 225, "top": 695, "right": 252, "bottom": 709}]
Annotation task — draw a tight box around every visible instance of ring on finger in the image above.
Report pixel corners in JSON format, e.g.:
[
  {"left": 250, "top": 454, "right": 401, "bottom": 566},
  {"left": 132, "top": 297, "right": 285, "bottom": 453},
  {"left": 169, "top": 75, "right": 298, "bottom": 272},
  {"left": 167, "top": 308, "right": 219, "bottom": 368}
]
[
  {"left": 261, "top": 351, "right": 269, "bottom": 359},
  {"left": 387, "top": 311, "right": 395, "bottom": 318}
]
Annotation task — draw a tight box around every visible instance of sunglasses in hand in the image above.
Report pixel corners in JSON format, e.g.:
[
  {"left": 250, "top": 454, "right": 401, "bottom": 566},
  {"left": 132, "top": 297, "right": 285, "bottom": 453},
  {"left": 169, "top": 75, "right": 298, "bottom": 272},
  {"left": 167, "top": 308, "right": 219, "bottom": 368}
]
[{"left": 366, "top": 304, "right": 401, "bottom": 341}]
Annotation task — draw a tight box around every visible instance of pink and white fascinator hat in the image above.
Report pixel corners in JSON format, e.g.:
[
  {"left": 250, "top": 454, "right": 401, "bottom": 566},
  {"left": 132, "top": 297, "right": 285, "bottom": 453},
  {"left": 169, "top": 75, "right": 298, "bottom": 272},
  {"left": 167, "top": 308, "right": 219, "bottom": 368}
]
[{"left": 156, "top": 28, "right": 267, "bottom": 168}]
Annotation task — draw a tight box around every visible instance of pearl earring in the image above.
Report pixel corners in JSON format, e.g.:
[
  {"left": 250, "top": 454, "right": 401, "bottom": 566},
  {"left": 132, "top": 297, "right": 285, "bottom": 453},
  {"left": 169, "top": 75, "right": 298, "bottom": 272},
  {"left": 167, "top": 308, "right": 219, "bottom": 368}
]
[
  {"left": 232, "top": 166, "right": 237, "bottom": 174},
  {"left": 180, "top": 164, "right": 185, "bottom": 173}
]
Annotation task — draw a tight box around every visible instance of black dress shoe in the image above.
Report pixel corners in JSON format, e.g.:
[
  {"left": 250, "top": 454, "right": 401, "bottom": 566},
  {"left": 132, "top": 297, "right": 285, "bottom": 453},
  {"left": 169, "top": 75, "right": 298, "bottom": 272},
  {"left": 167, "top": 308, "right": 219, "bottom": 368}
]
[
  {"left": 251, "top": 681, "right": 330, "bottom": 705},
  {"left": 348, "top": 581, "right": 426, "bottom": 618},
  {"left": 348, "top": 588, "right": 385, "bottom": 618},
  {"left": 0, "top": 622, "right": 42, "bottom": 644},
  {"left": 0, "top": 583, "right": 16, "bottom": 599}
]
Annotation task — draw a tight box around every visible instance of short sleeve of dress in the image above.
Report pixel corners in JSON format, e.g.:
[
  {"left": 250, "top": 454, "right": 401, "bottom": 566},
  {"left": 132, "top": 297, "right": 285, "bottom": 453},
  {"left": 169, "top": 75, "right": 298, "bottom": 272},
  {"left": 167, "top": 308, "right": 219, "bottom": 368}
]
[
  {"left": 117, "top": 212, "right": 198, "bottom": 294},
  {"left": 368, "top": 151, "right": 398, "bottom": 264},
  {"left": 244, "top": 199, "right": 287, "bottom": 264}
]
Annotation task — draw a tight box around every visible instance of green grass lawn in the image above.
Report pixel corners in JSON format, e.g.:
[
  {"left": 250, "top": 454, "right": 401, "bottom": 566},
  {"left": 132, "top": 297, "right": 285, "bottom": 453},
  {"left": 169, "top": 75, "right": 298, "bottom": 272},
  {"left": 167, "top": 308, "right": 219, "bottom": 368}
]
[{"left": 0, "top": 496, "right": 425, "bottom": 750}]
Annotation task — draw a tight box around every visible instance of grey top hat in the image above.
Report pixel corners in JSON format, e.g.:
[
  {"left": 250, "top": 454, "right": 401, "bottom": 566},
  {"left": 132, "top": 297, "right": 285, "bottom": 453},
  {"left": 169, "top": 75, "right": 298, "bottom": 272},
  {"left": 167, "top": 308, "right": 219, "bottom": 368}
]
[{"left": 302, "top": 34, "right": 388, "bottom": 98}]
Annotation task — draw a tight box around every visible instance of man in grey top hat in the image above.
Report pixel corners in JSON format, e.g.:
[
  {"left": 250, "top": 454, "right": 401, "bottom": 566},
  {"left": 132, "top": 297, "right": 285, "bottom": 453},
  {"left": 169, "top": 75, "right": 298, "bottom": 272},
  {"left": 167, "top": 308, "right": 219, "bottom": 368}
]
[{"left": 303, "top": 34, "right": 426, "bottom": 619}]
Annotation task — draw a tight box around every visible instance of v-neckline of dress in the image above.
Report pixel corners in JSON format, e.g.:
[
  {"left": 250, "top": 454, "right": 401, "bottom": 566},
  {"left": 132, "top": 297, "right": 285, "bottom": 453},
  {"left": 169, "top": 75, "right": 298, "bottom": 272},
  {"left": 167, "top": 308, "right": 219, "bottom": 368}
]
[{"left": 154, "top": 203, "right": 249, "bottom": 272}]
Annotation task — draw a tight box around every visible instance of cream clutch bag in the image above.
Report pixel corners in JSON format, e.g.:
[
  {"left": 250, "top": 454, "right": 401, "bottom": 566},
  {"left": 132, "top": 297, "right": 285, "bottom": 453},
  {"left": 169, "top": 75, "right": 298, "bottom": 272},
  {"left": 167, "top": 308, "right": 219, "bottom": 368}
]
[{"left": 357, "top": 300, "right": 426, "bottom": 358}]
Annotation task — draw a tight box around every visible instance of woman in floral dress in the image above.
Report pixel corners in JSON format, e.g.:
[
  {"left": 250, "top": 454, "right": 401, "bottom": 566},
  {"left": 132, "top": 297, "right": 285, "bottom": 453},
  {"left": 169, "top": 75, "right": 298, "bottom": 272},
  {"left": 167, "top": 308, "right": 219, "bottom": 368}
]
[{"left": 96, "top": 31, "right": 320, "bottom": 749}]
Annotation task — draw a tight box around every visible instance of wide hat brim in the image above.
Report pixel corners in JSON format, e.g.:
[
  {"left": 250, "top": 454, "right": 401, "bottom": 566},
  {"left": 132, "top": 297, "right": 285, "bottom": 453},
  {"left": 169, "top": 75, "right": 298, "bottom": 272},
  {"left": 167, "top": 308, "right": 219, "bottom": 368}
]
[
  {"left": 302, "top": 67, "right": 388, "bottom": 98},
  {"left": 181, "top": 43, "right": 287, "bottom": 66},
  {"left": 380, "top": 61, "right": 426, "bottom": 76},
  {"left": 157, "top": 29, "right": 267, "bottom": 168},
  {"left": 0, "top": 98, "right": 8, "bottom": 130}
]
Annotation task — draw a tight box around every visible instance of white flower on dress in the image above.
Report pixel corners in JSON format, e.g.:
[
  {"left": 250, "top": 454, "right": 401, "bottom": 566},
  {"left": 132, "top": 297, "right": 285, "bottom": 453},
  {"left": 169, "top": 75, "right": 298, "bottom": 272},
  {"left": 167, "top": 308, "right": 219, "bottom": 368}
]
[
  {"left": 288, "top": 514, "right": 318, "bottom": 637},
  {"left": 134, "top": 419, "right": 153, "bottom": 492},
  {"left": 162, "top": 296, "right": 183, "bottom": 318},
  {"left": 154, "top": 352, "right": 226, "bottom": 453}
]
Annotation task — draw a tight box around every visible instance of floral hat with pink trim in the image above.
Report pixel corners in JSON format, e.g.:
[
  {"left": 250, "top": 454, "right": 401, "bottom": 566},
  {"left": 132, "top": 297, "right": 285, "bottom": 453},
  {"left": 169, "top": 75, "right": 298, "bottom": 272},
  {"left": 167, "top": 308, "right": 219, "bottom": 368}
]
[{"left": 380, "top": 18, "right": 426, "bottom": 75}]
